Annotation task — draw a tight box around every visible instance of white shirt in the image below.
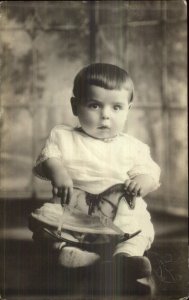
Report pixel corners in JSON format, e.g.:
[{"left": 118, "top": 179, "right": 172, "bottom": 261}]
[{"left": 34, "top": 125, "right": 160, "bottom": 194}]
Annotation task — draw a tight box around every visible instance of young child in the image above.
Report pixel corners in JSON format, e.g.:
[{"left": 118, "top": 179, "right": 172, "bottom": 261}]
[{"left": 32, "top": 63, "right": 160, "bottom": 282}]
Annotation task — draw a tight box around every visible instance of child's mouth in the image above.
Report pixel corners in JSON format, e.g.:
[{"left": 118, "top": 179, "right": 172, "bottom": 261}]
[{"left": 98, "top": 126, "right": 110, "bottom": 130}]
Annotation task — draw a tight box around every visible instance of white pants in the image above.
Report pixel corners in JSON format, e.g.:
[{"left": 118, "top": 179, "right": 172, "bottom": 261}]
[{"left": 114, "top": 234, "right": 152, "bottom": 257}]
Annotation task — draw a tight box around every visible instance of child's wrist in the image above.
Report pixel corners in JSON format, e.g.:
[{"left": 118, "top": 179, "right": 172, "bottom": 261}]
[
  {"left": 45, "top": 157, "right": 62, "bottom": 169},
  {"left": 51, "top": 166, "right": 70, "bottom": 183},
  {"left": 43, "top": 158, "right": 64, "bottom": 181}
]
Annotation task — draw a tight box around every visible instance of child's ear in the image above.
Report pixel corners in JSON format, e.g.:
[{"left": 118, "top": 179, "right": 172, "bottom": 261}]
[{"left": 70, "top": 97, "right": 78, "bottom": 116}]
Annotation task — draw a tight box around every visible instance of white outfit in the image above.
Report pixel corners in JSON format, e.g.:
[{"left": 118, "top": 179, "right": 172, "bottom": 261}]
[{"left": 34, "top": 125, "right": 161, "bottom": 256}]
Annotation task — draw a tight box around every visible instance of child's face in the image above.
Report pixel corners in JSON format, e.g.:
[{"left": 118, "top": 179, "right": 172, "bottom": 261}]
[{"left": 73, "top": 85, "right": 131, "bottom": 139}]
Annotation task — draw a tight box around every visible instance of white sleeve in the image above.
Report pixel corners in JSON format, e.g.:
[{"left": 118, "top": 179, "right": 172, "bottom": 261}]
[
  {"left": 33, "top": 127, "right": 63, "bottom": 180},
  {"left": 128, "top": 143, "right": 161, "bottom": 190}
]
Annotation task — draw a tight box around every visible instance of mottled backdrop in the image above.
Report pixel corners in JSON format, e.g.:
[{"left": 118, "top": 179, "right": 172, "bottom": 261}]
[{"left": 0, "top": 1, "right": 187, "bottom": 215}]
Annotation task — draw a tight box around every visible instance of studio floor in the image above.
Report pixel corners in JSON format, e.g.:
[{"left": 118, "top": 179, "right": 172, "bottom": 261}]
[{"left": 0, "top": 199, "right": 188, "bottom": 300}]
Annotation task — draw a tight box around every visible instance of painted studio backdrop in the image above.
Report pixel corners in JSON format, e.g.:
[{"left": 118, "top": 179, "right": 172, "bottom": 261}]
[{"left": 0, "top": 1, "right": 187, "bottom": 216}]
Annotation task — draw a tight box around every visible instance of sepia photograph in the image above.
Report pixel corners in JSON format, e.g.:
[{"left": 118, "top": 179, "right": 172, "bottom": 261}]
[{"left": 0, "top": 1, "right": 188, "bottom": 299}]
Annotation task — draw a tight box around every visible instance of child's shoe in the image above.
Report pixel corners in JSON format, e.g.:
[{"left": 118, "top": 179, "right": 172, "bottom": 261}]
[
  {"left": 113, "top": 254, "right": 152, "bottom": 279},
  {"left": 113, "top": 254, "right": 153, "bottom": 295},
  {"left": 58, "top": 245, "right": 100, "bottom": 268}
]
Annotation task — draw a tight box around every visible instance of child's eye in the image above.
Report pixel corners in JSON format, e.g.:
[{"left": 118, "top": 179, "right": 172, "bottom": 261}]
[
  {"left": 89, "top": 104, "right": 100, "bottom": 110},
  {"left": 113, "top": 105, "right": 122, "bottom": 111}
]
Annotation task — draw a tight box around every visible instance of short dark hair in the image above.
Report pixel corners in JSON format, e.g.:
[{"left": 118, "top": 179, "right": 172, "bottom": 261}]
[{"left": 73, "top": 63, "right": 134, "bottom": 103}]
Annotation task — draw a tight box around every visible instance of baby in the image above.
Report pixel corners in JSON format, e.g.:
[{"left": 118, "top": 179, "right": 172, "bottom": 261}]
[{"left": 32, "top": 63, "right": 160, "bottom": 283}]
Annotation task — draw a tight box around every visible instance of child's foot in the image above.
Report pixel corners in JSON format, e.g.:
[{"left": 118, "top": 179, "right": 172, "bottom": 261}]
[
  {"left": 58, "top": 245, "right": 100, "bottom": 268},
  {"left": 113, "top": 254, "right": 152, "bottom": 279}
]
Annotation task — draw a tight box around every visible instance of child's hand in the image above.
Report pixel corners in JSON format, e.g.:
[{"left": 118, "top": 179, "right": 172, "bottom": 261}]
[
  {"left": 124, "top": 179, "right": 142, "bottom": 197},
  {"left": 52, "top": 170, "right": 73, "bottom": 205},
  {"left": 42, "top": 158, "right": 73, "bottom": 205},
  {"left": 124, "top": 174, "right": 156, "bottom": 198}
]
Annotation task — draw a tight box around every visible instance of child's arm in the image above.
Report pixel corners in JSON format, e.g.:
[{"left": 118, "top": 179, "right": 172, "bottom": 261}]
[
  {"left": 126, "top": 141, "right": 161, "bottom": 198},
  {"left": 42, "top": 157, "right": 73, "bottom": 204},
  {"left": 124, "top": 174, "right": 156, "bottom": 198}
]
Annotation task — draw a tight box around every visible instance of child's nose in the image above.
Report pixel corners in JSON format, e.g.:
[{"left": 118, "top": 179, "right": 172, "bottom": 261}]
[{"left": 101, "top": 107, "right": 110, "bottom": 119}]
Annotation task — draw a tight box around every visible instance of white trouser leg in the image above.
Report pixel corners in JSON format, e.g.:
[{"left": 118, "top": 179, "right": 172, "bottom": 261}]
[{"left": 113, "top": 234, "right": 152, "bottom": 257}]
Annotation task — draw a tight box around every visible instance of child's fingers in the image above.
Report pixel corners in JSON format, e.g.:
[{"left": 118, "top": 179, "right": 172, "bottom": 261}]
[
  {"left": 127, "top": 181, "right": 137, "bottom": 194},
  {"left": 59, "top": 188, "right": 67, "bottom": 206},
  {"left": 124, "top": 180, "right": 143, "bottom": 197},
  {"left": 132, "top": 183, "right": 141, "bottom": 195},
  {"left": 60, "top": 189, "right": 64, "bottom": 206},
  {"left": 63, "top": 188, "right": 68, "bottom": 205},
  {"left": 124, "top": 179, "right": 131, "bottom": 188},
  {"left": 67, "top": 187, "right": 73, "bottom": 204},
  {"left": 52, "top": 186, "right": 58, "bottom": 197},
  {"left": 65, "top": 188, "right": 71, "bottom": 205}
]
